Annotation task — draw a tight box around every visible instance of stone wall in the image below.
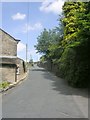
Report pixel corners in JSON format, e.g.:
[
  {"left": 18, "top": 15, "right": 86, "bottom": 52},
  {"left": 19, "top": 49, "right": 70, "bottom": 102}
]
[
  {"left": 0, "top": 30, "right": 17, "bottom": 56},
  {"left": 16, "top": 58, "right": 26, "bottom": 74},
  {"left": 16, "top": 58, "right": 26, "bottom": 81},
  {"left": 38, "top": 60, "right": 60, "bottom": 76},
  {"left": 51, "top": 64, "right": 60, "bottom": 76},
  {"left": 0, "top": 30, "right": 2, "bottom": 57},
  {"left": 0, "top": 58, "right": 26, "bottom": 83},
  {"left": 0, "top": 64, "right": 16, "bottom": 83},
  {"left": 0, "top": 29, "right": 26, "bottom": 83},
  {"left": 0, "top": 59, "right": 2, "bottom": 83}
]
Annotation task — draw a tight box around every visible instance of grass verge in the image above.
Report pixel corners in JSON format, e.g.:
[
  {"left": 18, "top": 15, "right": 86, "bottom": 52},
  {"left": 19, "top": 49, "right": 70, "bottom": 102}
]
[{"left": 0, "top": 81, "right": 10, "bottom": 89}]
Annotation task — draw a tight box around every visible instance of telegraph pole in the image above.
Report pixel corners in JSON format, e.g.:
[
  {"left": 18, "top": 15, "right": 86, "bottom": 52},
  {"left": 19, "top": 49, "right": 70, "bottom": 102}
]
[
  {"left": 26, "top": 2, "right": 29, "bottom": 66},
  {"left": 26, "top": 43, "right": 28, "bottom": 64}
]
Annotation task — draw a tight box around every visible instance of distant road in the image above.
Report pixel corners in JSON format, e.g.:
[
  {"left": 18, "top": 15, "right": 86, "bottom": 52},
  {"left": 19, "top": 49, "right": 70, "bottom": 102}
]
[{"left": 2, "top": 65, "right": 88, "bottom": 118}]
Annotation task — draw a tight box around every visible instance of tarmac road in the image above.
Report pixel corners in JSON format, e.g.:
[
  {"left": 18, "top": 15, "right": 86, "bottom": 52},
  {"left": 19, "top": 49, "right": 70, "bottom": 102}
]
[{"left": 2, "top": 65, "right": 88, "bottom": 118}]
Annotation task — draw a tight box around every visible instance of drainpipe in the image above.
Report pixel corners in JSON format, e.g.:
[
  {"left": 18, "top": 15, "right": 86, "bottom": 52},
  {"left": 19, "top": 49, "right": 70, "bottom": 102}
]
[{"left": 15, "top": 65, "right": 17, "bottom": 82}]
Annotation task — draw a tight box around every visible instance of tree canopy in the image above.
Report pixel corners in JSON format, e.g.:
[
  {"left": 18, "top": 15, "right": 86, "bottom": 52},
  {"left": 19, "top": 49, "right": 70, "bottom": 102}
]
[{"left": 35, "top": 2, "right": 89, "bottom": 88}]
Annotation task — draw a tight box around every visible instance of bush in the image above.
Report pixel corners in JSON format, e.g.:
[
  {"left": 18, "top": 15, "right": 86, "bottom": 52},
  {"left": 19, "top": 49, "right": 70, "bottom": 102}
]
[{"left": 59, "top": 42, "right": 88, "bottom": 88}]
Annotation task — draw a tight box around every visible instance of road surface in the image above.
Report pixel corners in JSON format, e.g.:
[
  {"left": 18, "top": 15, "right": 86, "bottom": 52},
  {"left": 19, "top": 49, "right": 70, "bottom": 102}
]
[{"left": 2, "top": 65, "right": 88, "bottom": 118}]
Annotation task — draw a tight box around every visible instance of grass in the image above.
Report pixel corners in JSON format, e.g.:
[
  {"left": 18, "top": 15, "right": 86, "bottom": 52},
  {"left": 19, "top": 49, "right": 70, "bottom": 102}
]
[{"left": 0, "top": 81, "right": 10, "bottom": 89}]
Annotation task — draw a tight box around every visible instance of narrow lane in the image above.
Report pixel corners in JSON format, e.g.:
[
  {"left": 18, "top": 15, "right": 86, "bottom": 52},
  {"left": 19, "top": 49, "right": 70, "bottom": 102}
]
[{"left": 2, "top": 66, "right": 87, "bottom": 118}]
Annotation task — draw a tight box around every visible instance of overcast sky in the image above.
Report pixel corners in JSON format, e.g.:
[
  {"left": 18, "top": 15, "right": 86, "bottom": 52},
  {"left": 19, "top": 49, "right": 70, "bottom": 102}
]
[{"left": 1, "top": 0, "right": 64, "bottom": 62}]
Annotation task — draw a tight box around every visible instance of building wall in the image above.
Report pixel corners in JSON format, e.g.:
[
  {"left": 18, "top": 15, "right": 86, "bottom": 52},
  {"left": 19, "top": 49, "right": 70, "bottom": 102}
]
[
  {"left": 17, "top": 58, "right": 26, "bottom": 74},
  {"left": 0, "top": 58, "right": 26, "bottom": 83},
  {"left": 0, "top": 29, "right": 26, "bottom": 83},
  {"left": 16, "top": 58, "right": 26, "bottom": 81},
  {"left": 0, "top": 30, "right": 2, "bottom": 57},
  {"left": 0, "top": 30, "right": 17, "bottom": 56},
  {"left": 0, "top": 64, "right": 16, "bottom": 83}
]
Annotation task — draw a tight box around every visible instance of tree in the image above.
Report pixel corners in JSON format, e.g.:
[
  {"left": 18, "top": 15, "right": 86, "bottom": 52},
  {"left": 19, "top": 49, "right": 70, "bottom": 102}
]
[
  {"left": 59, "top": 2, "right": 89, "bottom": 87},
  {"left": 34, "top": 28, "right": 51, "bottom": 54},
  {"left": 35, "top": 28, "right": 63, "bottom": 56},
  {"left": 35, "top": 1, "right": 89, "bottom": 88},
  {"left": 62, "top": 2, "right": 85, "bottom": 48}
]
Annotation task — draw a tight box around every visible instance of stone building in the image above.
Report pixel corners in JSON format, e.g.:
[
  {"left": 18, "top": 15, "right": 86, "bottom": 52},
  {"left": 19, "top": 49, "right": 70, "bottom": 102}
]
[{"left": 0, "top": 29, "right": 26, "bottom": 83}]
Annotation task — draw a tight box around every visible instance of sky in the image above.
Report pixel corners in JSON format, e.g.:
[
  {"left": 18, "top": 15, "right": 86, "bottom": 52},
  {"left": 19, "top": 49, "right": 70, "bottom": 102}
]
[{"left": 1, "top": 0, "right": 64, "bottom": 62}]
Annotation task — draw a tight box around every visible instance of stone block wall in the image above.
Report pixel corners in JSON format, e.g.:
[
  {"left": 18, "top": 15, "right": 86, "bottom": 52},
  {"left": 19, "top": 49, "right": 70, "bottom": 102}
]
[
  {"left": 0, "top": 64, "right": 16, "bottom": 83},
  {"left": 16, "top": 58, "right": 26, "bottom": 74},
  {"left": 0, "top": 29, "right": 26, "bottom": 83},
  {"left": 0, "top": 30, "right": 17, "bottom": 56},
  {"left": 16, "top": 58, "right": 26, "bottom": 81},
  {"left": 0, "top": 30, "right": 2, "bottom": 57},
  {"left": 38, "top": 61, "right": 60, "bottom": 76},
  {"left": 0, "top": 58, "right": 26, "bottom": 83}
]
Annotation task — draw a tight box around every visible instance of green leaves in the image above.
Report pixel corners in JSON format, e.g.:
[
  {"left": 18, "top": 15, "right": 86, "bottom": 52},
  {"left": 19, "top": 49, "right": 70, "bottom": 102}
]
[
  {"left": 59, "top": 2, "right": 89, "bottom": 87},
  {"left": 35, "top": 1, "right": 89, "bottom": 88},
  {"left": 0, "top": 81, "right": 10, "bottom": 89},
  {"left": 35, "top": 29, "right": 49, "bottom": 54},
  {"left": 35, "top": 28, "right": 63, "bottom": 57}
]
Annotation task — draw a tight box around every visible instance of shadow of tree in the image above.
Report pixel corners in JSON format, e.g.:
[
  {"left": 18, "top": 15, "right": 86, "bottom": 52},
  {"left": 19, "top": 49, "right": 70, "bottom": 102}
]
[
  {"left": 32, "top": 69, "right": 46, "bottom": 72},
  {"left": 33, "top": 67, "right": 88, "bottom": 98}
]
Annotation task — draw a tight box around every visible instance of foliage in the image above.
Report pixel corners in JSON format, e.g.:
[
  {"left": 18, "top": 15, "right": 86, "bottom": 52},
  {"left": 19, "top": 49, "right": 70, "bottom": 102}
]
[
  {"left": 35, "top": 28, "right": 52, "bottom": 54},
  {"left": 59, "top": 42, "right": 88, "bottom": 87},
  {"left": 62, "top": 2, "right": 85, "bottom": 47},
  {"left": 60, "top": 2, "right": 89, "bottom": 87},
  {"left": 35, "top": 2, "right": 89, "bottom": 88},
  {"left": 0, "top": 81, "right": 10, "bottom": 89},
  {"left": 40, "top": 55, "right": 47, "bottom": 62},
  {"left": 35, "top": 27, "right": 62, "bottom": 57}
]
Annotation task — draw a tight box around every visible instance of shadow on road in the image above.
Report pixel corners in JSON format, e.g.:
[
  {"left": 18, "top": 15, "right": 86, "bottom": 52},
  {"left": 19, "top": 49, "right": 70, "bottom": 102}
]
[
  {"left": 32, "top": 67, "right": 88, "bottom": 98},
  {"left": 32, "top": 69, "right": 46, "bottom": 72}
]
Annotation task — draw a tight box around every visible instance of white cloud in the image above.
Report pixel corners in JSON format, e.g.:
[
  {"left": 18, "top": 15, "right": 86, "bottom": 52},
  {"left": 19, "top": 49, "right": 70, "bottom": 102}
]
[
  {"left": 40, "top": 0, "right": 64, "bottom": 14},
  {"left": 17, "top": 42, "right": 26, "bottom": 52},
  {"left": 12, "top": 13, "right": 26, "bottom": 20},
  {"left": 23, "top": 22, "right": 43, "bottom": 33}
]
